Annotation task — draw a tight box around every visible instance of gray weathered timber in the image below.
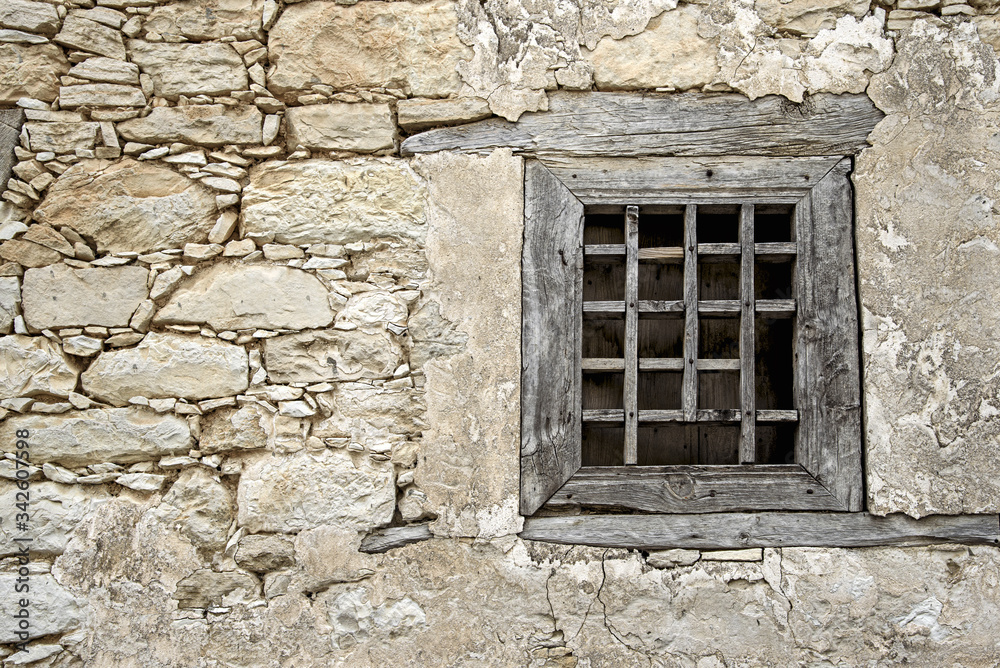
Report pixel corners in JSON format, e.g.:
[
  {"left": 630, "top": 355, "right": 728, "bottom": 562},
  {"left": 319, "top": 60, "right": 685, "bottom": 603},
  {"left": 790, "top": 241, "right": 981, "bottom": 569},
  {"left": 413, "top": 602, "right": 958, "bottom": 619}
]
[
  {"left": 581, "top": 358, "right": 625, "bottom": 371},
  {"left": 795, "top": 158, "right": 864, "bottom": 511},
  {"left": 756, "top": 299, "right": 797, "bottom": 316},
  {"left": 739, "top": 204, "right": 756, "bottom": 464},
  {"left": 583, "top": 409, "right": 624, "bottom": 423},
  {"left": 639, "top": 358, "right": 685, "bottom": 371},
  {"left": 0, "top": 109, "right": 26, "bottom": 192},
  {"left": 697, "top": 359, "right": 740, "bottom": 371},
  {"left": 547, "top": 466, "right": 841, "bottom": 513},
  {"left": 521, "top": 513, "right": 1000, "bottom": 549},
  {"left": 624, "top": 206, "right": 639, "bottom": 465},
  {"left": 521, "top": 160, "right": 585, "bottom": 515},
  {"left": 758, "top": 410, "right": 799, "bottom": 422},
  {"left": 359, "top": 524, "right": 434, "bottom": 553},
  {"left": 402, "top": 92, "right": 884, "bottom": 158},
  {"left": 682, "top": 204, "right": 698, "bottom": 422},
  {"left": 543, "top": 156, "right": 843, "bottom": 205}
]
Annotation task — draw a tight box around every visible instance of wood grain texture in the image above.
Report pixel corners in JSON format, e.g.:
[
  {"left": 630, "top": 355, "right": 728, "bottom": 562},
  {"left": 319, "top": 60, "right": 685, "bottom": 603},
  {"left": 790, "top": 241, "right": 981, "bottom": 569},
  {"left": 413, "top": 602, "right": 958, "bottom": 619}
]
[
  {"left": 546, "top": 465, "right": 841, "bottom": 513},
  {"left": 0, "top": 109, "right": 25, "bottom": 191},
  {"left": 521, "top": 513, "right": 1000, "bottom": 549},
  {"left": 740, "top": 204, "right": 756, "bottom": 464},
  {"left": 521, "top": 160, "right": 585, "bottom": 515},
  {"left": 624, "top": 206, "right": 639, "bottom": 465},
  {"left": 402, "top": 92, "right": 883, "bottom": 158},
  {"left": 795, "top": 158, "right": 864, "bottom": 511},
  {"left": 683, "top": 205, "right": 698, "bottom": 422},
  {"left": 359, "top": 524, "right": 434, "bottom": 553}
]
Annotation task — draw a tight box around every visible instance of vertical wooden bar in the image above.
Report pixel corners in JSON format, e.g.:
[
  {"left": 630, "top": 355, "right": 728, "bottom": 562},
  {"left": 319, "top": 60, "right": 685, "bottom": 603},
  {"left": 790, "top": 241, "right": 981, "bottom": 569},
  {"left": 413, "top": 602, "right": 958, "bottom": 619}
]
[
  {"left": 624, "top": 206, "right": 639, "bottom": 465},
  {"left": 739, "top": 203, "right": 756, "bottom": 464},
  {"left": 682, "top": 204, "right": 698, "bottom": 422}
]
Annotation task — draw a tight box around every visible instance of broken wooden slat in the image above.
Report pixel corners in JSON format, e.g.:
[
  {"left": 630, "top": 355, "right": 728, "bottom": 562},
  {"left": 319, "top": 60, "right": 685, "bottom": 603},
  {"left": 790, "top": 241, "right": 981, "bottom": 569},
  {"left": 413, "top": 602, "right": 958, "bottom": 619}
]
[
  {"left": 360, "top": 524, "right": 434, "bottom": 553},
  {"left": 740, "top": 203, "right": 756, "bottom": 465},
  {"left": 638, "top": 300, "right": 685, "bottom": 315},
  {"left": 698, "top": 409, "right": 742, "bottom": 422},
  {"left": 403, "top": 92, "right": 883, "bottom": 158},
  {"left": 545, "top": 466, "right": 840, "bottom": 513},
  {"left": 624, "top": 206, "right": 639, "bottom": 465},
  {"left": 521, "top": 513, "right": 1000, "bottom": 549}
]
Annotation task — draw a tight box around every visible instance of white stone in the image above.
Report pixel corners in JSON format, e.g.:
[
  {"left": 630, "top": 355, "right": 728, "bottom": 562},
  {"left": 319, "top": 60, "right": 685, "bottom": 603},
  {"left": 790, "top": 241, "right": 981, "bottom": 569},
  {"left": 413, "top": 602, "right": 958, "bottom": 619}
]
[
  {"left": 154, "top": 264, "right": 335, "bottom": 330},
  {"left": 82, "top": 333, "right": 248, "bottom": 406},
  {"left": 128, "top": 41, "right": 248, "bottom": 99},
  {"left": 198, "top": 403, "right": 269, "bottom": 454},
  {"left": 0, "top": 574, "right": 82, "bottom": 643},
  {"left": 264, "top": 329, "right": 404, "bottom": 383},
  {"left": 337, "top": 291, "right": 408, "bottom": 333},
  {"left": 0, "top": 44, "right": 67, "bottom": 105},
  {"left": 62, "top": 335, "right": 102, "bottom": 357},
  {"left": 0, "top": 480, "right": 109, "bottom": 555},
  {"left": 21, "top": 264, "right": 149, "bottom": 329},
  {"left": 34, "top": 159, "right": 218, "bottom": 254},
  {"left": 0, "top": 335, "right": 78, "bottom": 399},
  {"left": 242, "top": 159, "right": 426, "bottom": 245},
  {"left": 54, "top": 15, "right": 125, "bottom": 60},
  {"left": 285, "top": 104, "right": 394, "bottom": 153},
  {"left": 117, "top": 105, "right": 263, "bottom": 147},
  {"left": 396, "top": 97, "right": 492, "bottom": 132},
  {"left": 68, "top": 56, "right": 140, "bottom": 85},
  {"left": 208, "top": 210, "right": 238, "bottom": 244},
  {"left": 143, "top": 0, "right": 264, "bottom": 41},
  {"left": 59, "top": 83, "right": 146, "bottom": 108},
  {"left": 0, "top": 0, "right": 61, "bottom": 36},
  {"left": 116, "top": 472, "right": 166, "bottom": 491},
  {"left": 0, "top": 276, "right": 19, "bottom": 334},
  {"left": 0, "top": 408, "right": 192, "bottom": 466},
  {"left": 24, "top": 121, "right": 98, "bottom": 153},
  {"left": 237, "top": 448, "right": 394, "bottom": 533}
]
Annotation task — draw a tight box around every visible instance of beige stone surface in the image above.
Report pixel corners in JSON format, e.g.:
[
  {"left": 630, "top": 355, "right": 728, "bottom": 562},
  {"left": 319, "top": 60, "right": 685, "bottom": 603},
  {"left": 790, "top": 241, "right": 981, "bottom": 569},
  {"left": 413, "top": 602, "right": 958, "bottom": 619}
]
[
  {"left": 151, "top": 467, "right": 233, "bottom": 553},
  {"left": 0, "top": 334, "right": 79, "bottom": 399},
  {"left": 128, "top": 41, "right": 248, "bottom": 99},
  {"left": 34, "top": 159, "right": 218, "bottom": 254},
  {"left": 0, "top": 276, "right": 18, "bottom": 334},
  {"left": 0, "top": 44, "right": 68, "bottom": 104},
  {"left": 241, "top": 158, "right": 426, "bottom": 245},
  {"left": 143, "top": 0, "right": 264, "bottom": 40},
  {"left": 68, "top": 56, "right": 140, "bottom": 85},
  {"left": 25, "top": 120, "right": 99, "bottom": 153},
  {"left": 0, "top": 481, "right": 110, "bottom": 556},
  {"left": 198, "top": 404, "right": 269, "bottom": 454},
  {"left": 755, "top": 0, "right": 870, "bottom": 36},
  {"left": 59, "top": 83, "right": 146, "bottom": 108},
  {"left": 264, "top": 329, "right": 404, "bottom": 383},
  {"left": 82, "top": 333, "right": 249, "bottom": 406},
  {"left": 0, "top": 0, "right": 61, "bottom": 36},
  {"left": 154, "top": 263, "right": 335, "bottom": 330},
  {"left": 21, "top": 264, "right": 148, "bottom": 330},
  {"left": 587, "top": 6, "right": 719, "bottom": 91},
  {"left": 0, "top": 574, "right": 82, "bottom": 644},
  {"left": 0, "top": 239, "right": 61, "bottom": 268},
  {"left": 237, "top": 448, "right": 394, "bottom": 533},
  {"left": 268, "top": 0, "right": 469, "bottom": 98},
  {"left": 236, "top": 533, "right": 295, "bottom": 571},
  {"left": 285, "top": 103, "right": 394, "bottom": 152},
  {"left": 336, "top": 291, "right": 408, "bottom": 333},
  {"left": 396, "top": 97, "right": 492, "bottom": 132},
  {"left": 859, "top": 20, "right": 1000, "bottom": 516},
  {"left": 0, "top": 408, "right": 191, "bottom": 465},
  {"left": 117, "top": 104, "right": 263, "bottom": 147},
  {"left": 410, "top": 149, "right": 522, "bottom": 539},
  {"left": 54, "top": 15, "right": 126, "bottom": 60}
]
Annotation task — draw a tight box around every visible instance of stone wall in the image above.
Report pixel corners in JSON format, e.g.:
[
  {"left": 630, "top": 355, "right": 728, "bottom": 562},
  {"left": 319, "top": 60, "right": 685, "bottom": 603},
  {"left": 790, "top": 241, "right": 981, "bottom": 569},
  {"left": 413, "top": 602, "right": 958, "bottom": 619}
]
[{"left": 1, "top": 0, "right": 1000, "bottom": 664}]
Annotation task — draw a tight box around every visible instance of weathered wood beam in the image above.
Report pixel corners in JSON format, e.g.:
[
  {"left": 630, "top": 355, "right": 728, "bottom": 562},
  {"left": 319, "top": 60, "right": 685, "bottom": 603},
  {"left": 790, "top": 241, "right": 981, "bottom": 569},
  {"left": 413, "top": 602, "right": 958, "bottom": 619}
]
[
  {"left": 360, "top": 524, "right": 434, "bottom": 553},
  {"left": 402, "top": 92, "right": 883, "bottom": 158},
  {"left": 521, "top": 513, "right": 1000, "bottom": 549}
]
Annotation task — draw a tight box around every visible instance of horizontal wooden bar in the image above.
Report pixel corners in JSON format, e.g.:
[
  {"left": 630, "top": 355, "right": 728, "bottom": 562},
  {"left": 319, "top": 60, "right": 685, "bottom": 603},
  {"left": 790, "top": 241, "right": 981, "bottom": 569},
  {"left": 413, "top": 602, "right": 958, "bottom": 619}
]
[
  {"left": 360, "top": 524, "right": 434, "bottom": 553},
  {"left": 584, "top": 244, "right": 625, "bottom": 261},
  {"left": 755, "top": 242, "right": 797, "bottom": 257},
  {"left": 637, "top": 247, "right": 683, "bottom": 262},
  {"left": 583, "top": 301, "right": 625, "bottom": 316},
  {"left": 582, "top": 358, "right": 625, "bottom": 371},
  {"left": 638, "top": 300, "right": 684, "bottom": 315},
  {"left": 698, "top": 359, "right": 740, "bottom": 371},
  {"left": 757, "top": 409, "right": 799, "bottom": 422},
  {"left": 639, "top": 358, "right": 684, "bottom": 371},
  {"left": 699, "top": 243, "right": 740, "bottom": 256},
  {"left": 521, "top": 513, "right": 1000, "bottom": 549},
  {"left": 583, "top": 408, "right": 624, "bottom": 423},
  {"left": 699, "top": 300, "right": 741, "bottom": 316},
  {"left": 756, "top": 299, "right": 797, "bottom": 317},
  {"left": 698, "top": 409, "right": 742, "bottom": 422},
  {"left": 546, "top": 466, "right": 841, "bottom": 513}
]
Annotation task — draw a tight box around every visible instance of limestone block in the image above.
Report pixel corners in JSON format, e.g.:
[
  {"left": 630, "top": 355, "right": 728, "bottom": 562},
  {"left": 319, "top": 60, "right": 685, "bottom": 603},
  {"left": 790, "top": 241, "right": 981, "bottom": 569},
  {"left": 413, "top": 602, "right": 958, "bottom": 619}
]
[
  {"left": 268, "top": 0, "right": 469, "bottom": 98},
  {"left": 800, "top": 15, "right": 894, "bottom": 96},
  {"left": 128, "top": 41, "right": 248, "bottom": 99},
  {"left": 285, "top": 103, "right": 394, "bottom": 153},
  {"left": 0, "top": 408, "right": 192, "bottom": 466},
  {"left": 236, "top": 533, "right": 295, "bottom": 571},
  {"left": 174, "top": 569, "right": 260, "bottom": 608},
  {"left": 154, "top": 264, "right": 335, "bottom": 330},
  {"left": 410, "top": 149, "right": 522, "bottom": 539},
  {"left": 21, "top": 264, "right": 149, "bottom": 329},
  {"left": 59, "top": 83, "right": 146, "bottom": 108},
  {"left": 237, "top": 448, "right": 394, "bottom": 533},
  {"left": 0, "top": 575, "right": 82, "bottom": 643},
  {"left": 754, "top": 0, "right": 870, "bottom": 36},
  {"left": 858, "top": 21, "right": 1000, "bottom": 516},
  {"left": 0, "top": 44, "right": 68, "bottom": 104},
  {"left": 117, "top": 104, "right": 263, "bottom": 147},
  {"left": 0, "top": 335, "right": 79, "bottom": 399},
  {"left": 199, "top": 404, "right": 269, "bottom": 454},
  {"left": 82, "top": 333, "right": 249, "bottom": 406},
  {"left": 144, "top": 0, "right": 265, "bottom": 40},
  {"left": 0, "top": 0, "right": 60, "bottom": 36},
  {"left": 0, "top": 276, "right": 18, "bottom": 333},
  {"left": 68, "top": 56, "right": 140, "bottom": 85},
  {"left": 586, "top": 6, "right": 719, "bottom": 91},
  {"left": 25, "top": 121, "right": 99, "bottom": 153},
  {"left": 0, "top": 481, "right": 110, "bottom": 556},
  {"left": 241, "top": 159, "right": 426, "bottom": 245},
  {"left": 973, "top": 14, "right": 1000, "bottom": 52},
  {"left": 396, "top": 97, "right": 492, "bottom": 132},
  {"left": 293, "top": 525, "right": 376, "bottom": 589},
  {"left": 151, "top": 467, "right": 232, "bottom": 551},
  {"left": 313, "top": 382, "right": 424, "bottom": 452},
  {"left": 34, "top": 159, "right": 218, "bottom": 254},
  {"left": 264, "top": 329, "right": 404, "bottom": 383},
  {"left": 336, "top": 291, "right": 408, "bottom": 333},
  {"left": 0, "top": 240, "right": 61, "bottom": 267},
  {"left": 54, "top": 15, "right": 126, "bottom": 60}
]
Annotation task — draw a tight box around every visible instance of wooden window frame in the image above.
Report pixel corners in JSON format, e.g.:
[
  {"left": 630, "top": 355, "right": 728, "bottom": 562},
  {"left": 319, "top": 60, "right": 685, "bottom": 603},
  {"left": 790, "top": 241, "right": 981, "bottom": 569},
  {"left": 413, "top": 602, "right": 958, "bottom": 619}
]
[{"left": 520, "top": 155, "right": 863, "bottom": 517}]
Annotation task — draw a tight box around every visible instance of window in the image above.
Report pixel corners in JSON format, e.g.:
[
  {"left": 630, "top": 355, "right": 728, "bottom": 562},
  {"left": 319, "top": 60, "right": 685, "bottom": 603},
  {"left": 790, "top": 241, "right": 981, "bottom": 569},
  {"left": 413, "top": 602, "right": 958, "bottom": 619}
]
[{"left": 520, "top": 155, "right": 864, "bottom": 524}]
